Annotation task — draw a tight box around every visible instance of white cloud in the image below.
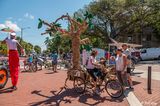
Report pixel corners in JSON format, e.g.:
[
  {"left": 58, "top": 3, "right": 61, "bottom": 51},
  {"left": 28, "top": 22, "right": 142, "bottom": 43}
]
[
  {"left": 0, "top": 24, "right": 6, "bottom": 29},
  {"left": 0, "top": 20, "right": 21, "bottom": 32},
  {"left": 30, "top": 15, "right": 34, "bottom": 19},
  {"left": 24, "top": 13, "right": 34, "bottom": 20},
  {"left": 7, "top": 17, "right": 13, "bottom": 20}
]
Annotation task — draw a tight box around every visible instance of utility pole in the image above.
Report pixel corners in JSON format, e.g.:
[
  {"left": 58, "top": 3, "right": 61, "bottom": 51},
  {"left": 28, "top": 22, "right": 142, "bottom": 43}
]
[
  {"left": 20, "top": 27, "right": 30, "bottom": 44},
  {"left": 20, "top": 27, "right": 30, "bottom": 56}
]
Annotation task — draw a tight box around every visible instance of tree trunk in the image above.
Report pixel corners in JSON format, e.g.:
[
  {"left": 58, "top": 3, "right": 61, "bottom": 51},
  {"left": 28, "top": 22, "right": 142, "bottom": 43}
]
[{"left": 71, "top": 35, "right": 81, "bottom": 70}]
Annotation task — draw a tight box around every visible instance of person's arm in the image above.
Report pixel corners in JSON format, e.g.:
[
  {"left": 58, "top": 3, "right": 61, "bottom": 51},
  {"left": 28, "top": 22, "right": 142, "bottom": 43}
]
[
  {"left": 90, "top": 57, "right": 99, "bottom": 67},
  {"left": 1, "top": 37, "right": 8, "bottom": 44},
  {"left": 17, "top": 41, "right": 24, "bottom": 54},
  {"left": 122, "top": 55, "right": 127, "bottom": 72},
  {"left": 17, "top": 42, "right": 23, "bottom": 49}
]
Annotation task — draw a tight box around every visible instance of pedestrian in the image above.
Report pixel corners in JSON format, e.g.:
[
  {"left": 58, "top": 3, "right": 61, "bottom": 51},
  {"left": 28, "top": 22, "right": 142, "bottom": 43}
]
[
  {"left": 122, "top": 44, "right": 134, "bottom": 89},
  {"left": 109, "top": 56, "right": 116, "bottom": 65},
  {"left": 51, "top": 51, "right": 58, "bottom": 72},
  {"left": 115, "top": 48, "right": 127, "bottom": 89},
  {"left": 2, "top": 32, "right": 23, "bottom": 91},
  {"left": 27, "top": 54, "right": 33, "bottom": 71}
]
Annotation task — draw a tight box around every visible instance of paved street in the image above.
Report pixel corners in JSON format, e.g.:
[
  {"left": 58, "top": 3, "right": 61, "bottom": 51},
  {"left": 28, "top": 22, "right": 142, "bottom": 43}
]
[
  {"left": 133, "top": 63, "right": 160, "bottom": 80},
  {"left": 0, "top": 69, "right": 128, "bottom": 106},
  {"left": 0, "top": 61, "right": 160, "bottom": 106}
]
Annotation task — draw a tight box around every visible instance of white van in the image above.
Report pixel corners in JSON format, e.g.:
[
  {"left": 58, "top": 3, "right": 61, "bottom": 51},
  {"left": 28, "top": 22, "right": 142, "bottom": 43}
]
[{"left": 140, "top": 48, "right": 160, "bottom": 60}]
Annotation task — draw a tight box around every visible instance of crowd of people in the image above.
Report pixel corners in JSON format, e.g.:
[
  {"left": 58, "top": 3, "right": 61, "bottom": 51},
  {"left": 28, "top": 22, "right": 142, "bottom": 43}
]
[
  {"left": 2, "top": 32, "right": 134, "bottom": 94},
  {"left": 85, "top": 44, "right": 134, "bottom": 94}
]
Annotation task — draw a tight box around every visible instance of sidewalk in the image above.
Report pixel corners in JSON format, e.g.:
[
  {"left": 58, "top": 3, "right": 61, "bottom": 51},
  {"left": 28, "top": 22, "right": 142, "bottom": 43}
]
[{"left": 132, "top": 76, "right": 160, "bottom": 106}]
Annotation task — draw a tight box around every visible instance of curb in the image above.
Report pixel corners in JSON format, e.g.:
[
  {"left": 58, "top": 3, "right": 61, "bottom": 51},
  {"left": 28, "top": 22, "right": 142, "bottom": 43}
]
[{"left": 124, "top": 89, "right": 142, "bottom": 106}]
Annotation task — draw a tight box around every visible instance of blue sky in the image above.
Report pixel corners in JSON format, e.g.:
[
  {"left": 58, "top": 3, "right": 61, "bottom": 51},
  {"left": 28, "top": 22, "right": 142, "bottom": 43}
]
[{"left": 0, "top": 0, "right": 92, "bottom": 50}]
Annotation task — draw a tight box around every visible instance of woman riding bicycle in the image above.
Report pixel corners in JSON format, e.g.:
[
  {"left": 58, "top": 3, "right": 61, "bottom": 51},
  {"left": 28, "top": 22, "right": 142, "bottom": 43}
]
[{"left": 86, "top": 50, "right": 99, "bottom": 94}]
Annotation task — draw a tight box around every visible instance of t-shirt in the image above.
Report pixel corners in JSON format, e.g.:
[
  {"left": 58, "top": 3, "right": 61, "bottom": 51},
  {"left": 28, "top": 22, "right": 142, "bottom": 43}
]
[
  {"left": 123, "top": 49, "right": 131, "bottom": 68},
  {"left": 51, "top": 53, "right": 58, "bottom": 62},
  {"left": 5, "top": 39, "right": 18, "bottom": 50},
  {"left": 28, "top": 56, "right": 33, "bottom": 63},
  {"left": 86, "top": 56, "right": 96, "bottom": 69},
  {"left": 115, "top": 54, "right": 125, "bottom": 71}
]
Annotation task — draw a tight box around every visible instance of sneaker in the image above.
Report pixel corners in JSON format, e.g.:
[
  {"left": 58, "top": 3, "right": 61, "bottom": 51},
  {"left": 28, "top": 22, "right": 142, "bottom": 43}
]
[
  {"left": 11, "top": 86, "right": 17, "bottom": 91},
  {"left": 129, "top": 87, "right": 134, "bottom": 90}
]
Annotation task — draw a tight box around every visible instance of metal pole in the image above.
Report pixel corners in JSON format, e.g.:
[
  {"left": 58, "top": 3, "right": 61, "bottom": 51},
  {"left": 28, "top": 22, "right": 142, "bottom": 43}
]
[
  {"left": 20, "top": 28, "right": 23, "bottom": 43},
  {"left": 147, "top": 66, "right": 152, "bottom": 94}
]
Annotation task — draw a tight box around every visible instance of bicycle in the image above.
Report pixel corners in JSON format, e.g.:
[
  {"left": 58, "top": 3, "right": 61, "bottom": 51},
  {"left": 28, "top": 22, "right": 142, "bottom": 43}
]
[
  {"left": 23, "top": 60, "right": 37, "bottom": 72},
  {"left": 0, "top": 59, "right": 9, "bottom": 89},
  {"left": 73, "top": 65, "right": 123, "bottom": 98}
]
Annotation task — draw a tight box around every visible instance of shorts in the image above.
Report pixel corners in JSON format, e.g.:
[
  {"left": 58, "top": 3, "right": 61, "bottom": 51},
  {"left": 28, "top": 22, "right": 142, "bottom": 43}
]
[
  {"left": 127, "top": 67, "right": 131, "bottom": 74},
  {"left": 52, "top": 61, "right": 57, "bottom": 65},
  {"left": 87, "top": 69, "right": 97, "bottom": 82}
]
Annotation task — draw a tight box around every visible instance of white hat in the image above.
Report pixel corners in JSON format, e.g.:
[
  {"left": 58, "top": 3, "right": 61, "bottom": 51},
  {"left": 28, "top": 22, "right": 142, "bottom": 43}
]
[{"left": 10, "top": 32, "right": 16, "bottom": 36}]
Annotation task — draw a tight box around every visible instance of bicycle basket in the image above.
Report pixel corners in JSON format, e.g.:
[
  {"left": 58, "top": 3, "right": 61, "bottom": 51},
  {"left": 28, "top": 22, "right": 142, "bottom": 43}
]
[{"left": 67, "top": 69, "right": 86, "bottom": 81}]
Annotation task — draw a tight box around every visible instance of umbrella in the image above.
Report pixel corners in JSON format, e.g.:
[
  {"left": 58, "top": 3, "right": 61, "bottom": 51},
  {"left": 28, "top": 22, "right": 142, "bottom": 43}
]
[{"left": 0, "top": 27, "right": 15, "bottom": 33}]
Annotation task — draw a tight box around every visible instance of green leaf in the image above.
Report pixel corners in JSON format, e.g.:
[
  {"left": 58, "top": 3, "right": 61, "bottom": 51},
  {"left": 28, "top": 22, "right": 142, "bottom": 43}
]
[
  {"left": 88, "top": 14, "right": 93, "bottom": 19},
  {"left": 38, "top": 18, "right": 43, "bottom": 29},
  {"left": 77, "top": 18, "right": 83, "bottom": 23},
  {"left": 55, "top": 23, "right": 61, "bottom": 27},
  {"left": 84, "top": 11, "right": 89, "bottom": 17}
]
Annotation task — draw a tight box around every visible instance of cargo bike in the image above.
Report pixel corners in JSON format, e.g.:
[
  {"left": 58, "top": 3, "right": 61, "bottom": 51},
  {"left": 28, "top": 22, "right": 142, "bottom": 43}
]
[{"left": 60, "top": 64, "right": 124, "bottom": 98}]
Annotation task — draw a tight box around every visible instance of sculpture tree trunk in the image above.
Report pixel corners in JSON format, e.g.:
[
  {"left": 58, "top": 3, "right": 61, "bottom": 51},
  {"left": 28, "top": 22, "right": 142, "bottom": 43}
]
[{"left": 71, "top": 34, "right": 81, "bottom": 70}]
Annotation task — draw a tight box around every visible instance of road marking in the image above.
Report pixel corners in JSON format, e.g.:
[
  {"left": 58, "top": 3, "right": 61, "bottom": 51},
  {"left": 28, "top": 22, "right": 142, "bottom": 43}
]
[{"left": 124, "top": 90, "right": 142, "bottom": 106}]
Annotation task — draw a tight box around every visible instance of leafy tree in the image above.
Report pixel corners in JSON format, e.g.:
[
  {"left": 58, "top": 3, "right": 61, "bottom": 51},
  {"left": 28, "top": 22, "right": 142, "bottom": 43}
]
[
  {"left": 34, "top": 45, "right": 41, "bottom": 54},
  {"left": 76, "top": 0, "right": 160, "bottom": 45}
]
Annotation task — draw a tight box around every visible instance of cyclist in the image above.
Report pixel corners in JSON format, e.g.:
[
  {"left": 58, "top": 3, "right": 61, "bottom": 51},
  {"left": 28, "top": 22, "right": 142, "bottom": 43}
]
[{"left": 86, "top": 50, "right": 99, "bottom": 94}]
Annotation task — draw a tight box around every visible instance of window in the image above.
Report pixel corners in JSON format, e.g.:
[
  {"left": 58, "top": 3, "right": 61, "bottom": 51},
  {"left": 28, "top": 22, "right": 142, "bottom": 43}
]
[
  {"left": 128, "top": 36, "right": 132, "bottom": 42},
  {"left": 141, "top": 49, "right": 147, "bottom": 53},
  {"left": 146, "top": 34, "right": 151, "bottom": 41}
]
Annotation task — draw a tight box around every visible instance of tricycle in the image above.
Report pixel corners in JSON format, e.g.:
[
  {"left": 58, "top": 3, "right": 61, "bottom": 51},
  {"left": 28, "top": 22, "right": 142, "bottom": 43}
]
[{"left": 0, "top": 59, "right": 9, "bottom": 89}]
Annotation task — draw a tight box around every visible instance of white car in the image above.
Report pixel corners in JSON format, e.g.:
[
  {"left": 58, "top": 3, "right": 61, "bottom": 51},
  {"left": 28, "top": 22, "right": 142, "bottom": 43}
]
[{"left": 140, "top": 48, "right": 160, "bottom": 60}]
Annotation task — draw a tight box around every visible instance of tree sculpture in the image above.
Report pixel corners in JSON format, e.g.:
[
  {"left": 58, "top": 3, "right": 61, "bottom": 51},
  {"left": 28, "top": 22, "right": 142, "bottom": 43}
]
[{"left": 38, "top": 12, "right": 93, "bottom": 70}]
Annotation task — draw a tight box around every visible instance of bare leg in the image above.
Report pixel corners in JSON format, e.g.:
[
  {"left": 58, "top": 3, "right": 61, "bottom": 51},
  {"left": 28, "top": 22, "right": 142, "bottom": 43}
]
[{"left": 127, "top": 74, "right": 133, "bottom": 88}]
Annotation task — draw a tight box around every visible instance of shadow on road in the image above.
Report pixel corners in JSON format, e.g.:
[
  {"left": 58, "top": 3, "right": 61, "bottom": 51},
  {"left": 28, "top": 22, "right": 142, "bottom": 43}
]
[
  {"left": 131, "top": 72, "right": 144, "bottom": 76},
  {"left": 30, "top": 88, "right": 78, "bottom": 106},
  {"left": 29, "top": 87, "right": 126, "bottom": 106},
  {"left": 0, "top": 87, "right": 13, "bottom": 94}
]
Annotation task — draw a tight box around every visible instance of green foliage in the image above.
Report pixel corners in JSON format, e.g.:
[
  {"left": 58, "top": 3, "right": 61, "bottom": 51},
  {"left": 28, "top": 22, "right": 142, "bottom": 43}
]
[
  {"left": 34, "top": 45, "right": 41, "bottom": 54},
  {"left": 38, "top": 18, "right": 43, "bottom": 29},
  {"left": 44, "top": 35, "right": 71, "bottom": 53},
  {"left": 75, "top": 0, "right": 160, "bottom": 46},
  {"left": 16, "top": 36, "right": 34, "bottom": 55}
]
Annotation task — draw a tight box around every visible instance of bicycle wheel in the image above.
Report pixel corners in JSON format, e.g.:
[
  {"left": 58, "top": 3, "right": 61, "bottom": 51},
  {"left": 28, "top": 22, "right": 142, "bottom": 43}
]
[
  {"left": 0, "top": 68, "right": 8, "bottom": 89},
  {"left": 24, "top": 64, "right": 30, "bottom": 71},
  {"left": 105, "top": 80, "right": 123, "bottom": 98},
  {"left": 32, "top": 64, "right": 37, "bottom": 72},
  {"left": 73, "top": 77, "right": 86, "bottom": 94},
  {"left": 57, "top": 64, "right": 61, "bottom": 70}
]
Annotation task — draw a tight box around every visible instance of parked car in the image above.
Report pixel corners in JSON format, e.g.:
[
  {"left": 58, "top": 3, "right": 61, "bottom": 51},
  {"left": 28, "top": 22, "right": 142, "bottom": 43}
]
[
  {"left": 128, "top": 48, "right": 140, "bottom": 63},
  {"left": 140, "top": 48, "right": 160, "bottom": 60}
]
